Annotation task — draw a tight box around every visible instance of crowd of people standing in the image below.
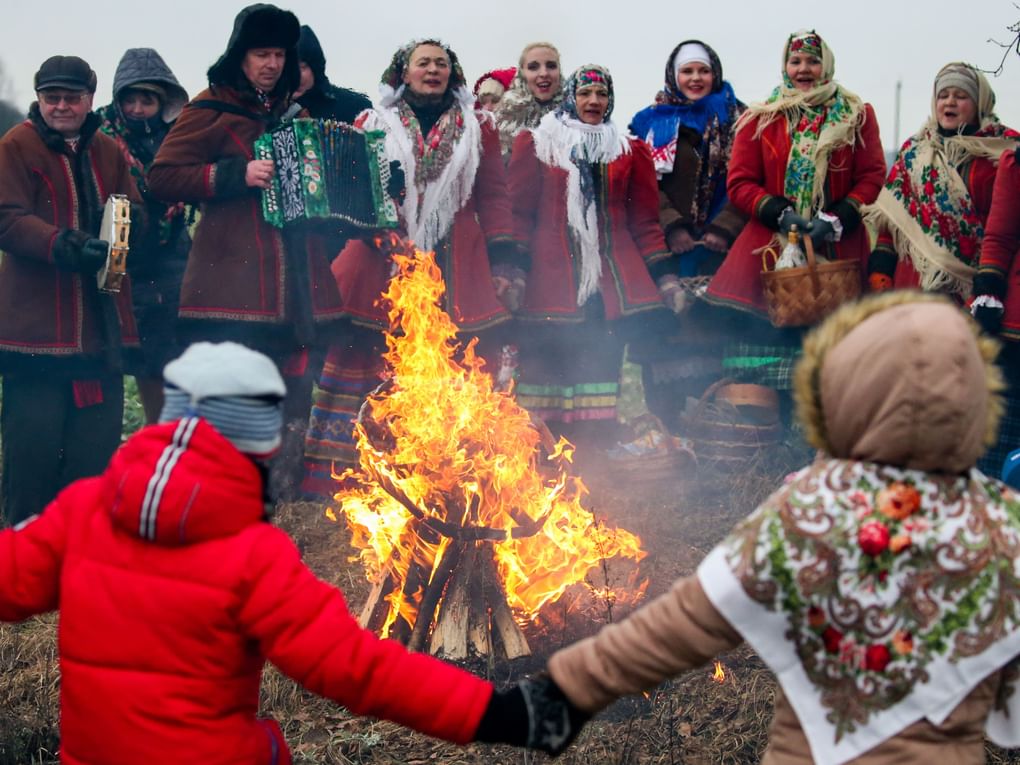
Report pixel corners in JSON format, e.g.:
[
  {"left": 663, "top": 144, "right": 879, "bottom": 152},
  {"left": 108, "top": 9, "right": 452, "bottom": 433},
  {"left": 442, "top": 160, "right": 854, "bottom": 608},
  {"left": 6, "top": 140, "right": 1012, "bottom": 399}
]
[
  {"left": 3, "top": 6, "right": 1020, "bottom": 518},
  {"left": 4, "top": 5, "right": 1020, "bottom": 763}
]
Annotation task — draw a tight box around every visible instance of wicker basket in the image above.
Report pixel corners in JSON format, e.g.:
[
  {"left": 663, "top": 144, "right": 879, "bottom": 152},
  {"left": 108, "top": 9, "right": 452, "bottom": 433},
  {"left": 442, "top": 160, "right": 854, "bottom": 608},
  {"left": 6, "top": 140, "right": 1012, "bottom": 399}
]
[
  {"left": 679, "top": 379, "right": 782, "bottom": 467},
  {"left": 760, "top": 234, "right": 860, "bottom": 328}
]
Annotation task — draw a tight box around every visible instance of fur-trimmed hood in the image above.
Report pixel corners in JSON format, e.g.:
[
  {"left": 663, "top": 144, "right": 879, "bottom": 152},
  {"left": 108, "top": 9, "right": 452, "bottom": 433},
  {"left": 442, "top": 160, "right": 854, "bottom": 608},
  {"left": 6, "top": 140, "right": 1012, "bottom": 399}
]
[{"left": 794, "top": 291, "right": 1004, "bottom": 473}]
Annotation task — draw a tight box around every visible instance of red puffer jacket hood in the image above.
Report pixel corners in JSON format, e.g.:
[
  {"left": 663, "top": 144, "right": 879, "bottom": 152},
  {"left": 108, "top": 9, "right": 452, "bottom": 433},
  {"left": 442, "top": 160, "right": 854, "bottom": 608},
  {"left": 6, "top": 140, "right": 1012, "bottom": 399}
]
[{"left": 104, "top": 417, "right": 266, "bottom": 545}]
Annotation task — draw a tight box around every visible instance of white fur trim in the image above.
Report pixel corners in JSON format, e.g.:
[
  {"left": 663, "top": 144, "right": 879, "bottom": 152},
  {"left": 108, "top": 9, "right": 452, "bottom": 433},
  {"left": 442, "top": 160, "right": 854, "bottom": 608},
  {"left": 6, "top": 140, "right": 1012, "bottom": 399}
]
[
  {"left": 364, "top": 87, "right": 482, "bottom": 251},
  {"left": 531, "top": 112, "right": 630, "bottom": 305}
]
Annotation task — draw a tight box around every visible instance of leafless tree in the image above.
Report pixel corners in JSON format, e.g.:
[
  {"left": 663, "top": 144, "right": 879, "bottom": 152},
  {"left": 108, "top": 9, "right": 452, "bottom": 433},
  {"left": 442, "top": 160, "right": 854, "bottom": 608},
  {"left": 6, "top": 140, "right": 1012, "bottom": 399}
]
[{"left": 985, "top": 11, "right": 1020, "bottom": 76}]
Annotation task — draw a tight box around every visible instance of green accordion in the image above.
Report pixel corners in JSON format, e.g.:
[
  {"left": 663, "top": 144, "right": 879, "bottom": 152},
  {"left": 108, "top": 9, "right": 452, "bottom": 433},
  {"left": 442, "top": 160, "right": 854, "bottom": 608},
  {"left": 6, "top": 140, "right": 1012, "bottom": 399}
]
[{"left": 254, "top": 118, "right": 399, "bottom": 230}]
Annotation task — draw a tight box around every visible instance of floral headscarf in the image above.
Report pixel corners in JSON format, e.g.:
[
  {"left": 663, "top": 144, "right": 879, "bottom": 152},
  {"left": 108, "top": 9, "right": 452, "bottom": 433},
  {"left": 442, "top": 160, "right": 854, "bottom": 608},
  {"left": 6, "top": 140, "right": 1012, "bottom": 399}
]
[
  {"left": 629, "top": 39, "right": 742, "bottom": 228},
  {"left": 739, "top": 30, "right": 865, "bottom": 219},
  {"left": 494, "top": 42, "right": 565, "bottom": 155},
  {"left": 531, "top": 64, "right": 630, "bottom": 306},
  {"left": 359, "top": 39, "right": 482, "bottom": 250},
  {"left": 864, "top": 62, "right": 1019, "bottom": 295}
]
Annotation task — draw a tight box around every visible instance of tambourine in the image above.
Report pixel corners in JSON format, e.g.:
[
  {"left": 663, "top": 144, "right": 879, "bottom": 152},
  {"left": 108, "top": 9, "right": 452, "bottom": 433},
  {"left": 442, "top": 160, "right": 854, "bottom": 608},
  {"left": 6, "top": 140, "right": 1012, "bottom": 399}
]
[{"left": 97, "top": 194, "right": 130, "bottom": 293}]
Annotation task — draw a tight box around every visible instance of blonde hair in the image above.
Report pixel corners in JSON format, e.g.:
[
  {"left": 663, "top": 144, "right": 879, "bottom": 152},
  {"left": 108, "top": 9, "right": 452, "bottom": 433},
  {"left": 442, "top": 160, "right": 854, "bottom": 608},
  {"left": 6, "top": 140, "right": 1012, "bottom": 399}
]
[{"left": 518, "top": 42, "right": 560, "bottom": 70}]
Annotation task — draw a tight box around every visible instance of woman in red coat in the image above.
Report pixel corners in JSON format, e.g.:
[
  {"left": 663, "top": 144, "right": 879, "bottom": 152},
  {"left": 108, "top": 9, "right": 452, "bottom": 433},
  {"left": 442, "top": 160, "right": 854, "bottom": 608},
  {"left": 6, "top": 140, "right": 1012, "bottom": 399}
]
[
  {"left": 704, "top": 29, "right": 886, "bottom": 395},
  {"left": 866, "top": 63, "right": 1018, "bottom": 297},
  {"left": 508, "top": 64, "right": 670, "bottom": 447},
  {"left": 971, "top": 149, "right": 1020, "bottom": 473},
  {"left": 303, "top": 39, "right": 521, "bottom": 497}
]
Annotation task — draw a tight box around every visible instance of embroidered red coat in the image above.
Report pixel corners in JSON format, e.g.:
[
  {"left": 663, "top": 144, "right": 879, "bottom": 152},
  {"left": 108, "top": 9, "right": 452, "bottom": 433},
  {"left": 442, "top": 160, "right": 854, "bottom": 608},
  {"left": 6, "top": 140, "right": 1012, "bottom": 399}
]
[
  {"left": 0, "top": 109, "right": 140, "bottom": 374},
  {"left": 706, "top": 106, "right": 886, "bottom": 316},
  {"left": 0, "top": 419, "right": 492, "bottom": 765},
  {"left": 978, "top": 150, "right": 1020, "bottom": 340},
  {"left": 331, "top": 114, "right": 513, "bottom": 333},
  {"left": 148, "top": 86, "right": 344, "bottom": 350},
  {"left": 508, "top": 131, "right": 669, "bottom": 321},
  {"left": 881, "top": 154, "right": 998, "bottom": 289}
]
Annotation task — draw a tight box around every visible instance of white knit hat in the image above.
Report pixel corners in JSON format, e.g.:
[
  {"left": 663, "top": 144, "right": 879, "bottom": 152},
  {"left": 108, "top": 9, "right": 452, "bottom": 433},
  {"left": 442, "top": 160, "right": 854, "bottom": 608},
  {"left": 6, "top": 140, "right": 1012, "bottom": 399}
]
[{"left": 159, "top": 342, "right": 286, "bottom": 457}]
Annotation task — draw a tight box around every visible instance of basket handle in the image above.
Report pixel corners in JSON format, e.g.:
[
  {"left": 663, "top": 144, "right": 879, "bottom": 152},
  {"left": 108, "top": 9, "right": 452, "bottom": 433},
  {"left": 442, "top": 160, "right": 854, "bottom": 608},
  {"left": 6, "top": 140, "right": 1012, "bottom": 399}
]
[
  {"left": 803, "top": 231, "right": 822, "bottom": 290},
  {"left": 692, "top": 377, "right": 736, "bottom": 421},
  {"left": 760, "top": 244, "right": 780, "bottom": 272}
]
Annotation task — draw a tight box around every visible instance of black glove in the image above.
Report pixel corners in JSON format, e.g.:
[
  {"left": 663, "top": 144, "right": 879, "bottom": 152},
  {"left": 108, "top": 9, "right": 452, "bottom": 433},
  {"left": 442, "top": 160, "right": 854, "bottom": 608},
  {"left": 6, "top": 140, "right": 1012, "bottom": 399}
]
[
  {"left": 778, "top": 207, "right": 810, "bottom": 236},
  {"left": 52, "top": 229, "right": 109, "bottom": 275},
  {"left": 474, "top": 673, "right": 589, "bottom": 755},
  {"left": 806, "top": 217, "right": 835, "bottom": 249},
  {"left": 972, "top": 270, "right": 1008, "bottom": 336},
  {"left": 386, "top": 160, "right": 406, "bottom": 203}
]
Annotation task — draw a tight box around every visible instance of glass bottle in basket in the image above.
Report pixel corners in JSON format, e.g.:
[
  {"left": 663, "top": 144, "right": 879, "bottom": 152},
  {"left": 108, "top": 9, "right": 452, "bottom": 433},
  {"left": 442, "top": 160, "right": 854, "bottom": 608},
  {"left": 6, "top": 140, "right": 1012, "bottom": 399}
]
[{"left": 775, "top": 224, "right": 807, "bottom": 270}]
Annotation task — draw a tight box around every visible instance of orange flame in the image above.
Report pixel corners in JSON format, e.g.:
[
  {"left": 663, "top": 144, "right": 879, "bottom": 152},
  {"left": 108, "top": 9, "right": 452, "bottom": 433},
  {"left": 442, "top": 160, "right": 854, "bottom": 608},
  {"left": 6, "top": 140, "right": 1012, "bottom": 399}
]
[
  {"left": 329, "top": 244, "right": 645, "bottom": 638},
  {"left": 712, "top": 661, "right": 725, "bottom": 683}
]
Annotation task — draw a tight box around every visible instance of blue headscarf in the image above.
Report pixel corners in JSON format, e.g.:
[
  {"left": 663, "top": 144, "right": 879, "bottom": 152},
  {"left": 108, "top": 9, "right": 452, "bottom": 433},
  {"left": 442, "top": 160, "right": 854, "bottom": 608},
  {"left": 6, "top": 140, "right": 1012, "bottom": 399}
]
[{"left": 629, "top": 40, "right": 742, "bottom": 228}]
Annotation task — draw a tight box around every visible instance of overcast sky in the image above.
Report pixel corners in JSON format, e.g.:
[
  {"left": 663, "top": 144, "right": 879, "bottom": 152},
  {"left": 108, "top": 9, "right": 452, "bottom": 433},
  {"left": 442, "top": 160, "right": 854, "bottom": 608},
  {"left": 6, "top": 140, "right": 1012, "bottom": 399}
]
[{"left": 4, "top": 0, "right": 1020, "bottom": 151}]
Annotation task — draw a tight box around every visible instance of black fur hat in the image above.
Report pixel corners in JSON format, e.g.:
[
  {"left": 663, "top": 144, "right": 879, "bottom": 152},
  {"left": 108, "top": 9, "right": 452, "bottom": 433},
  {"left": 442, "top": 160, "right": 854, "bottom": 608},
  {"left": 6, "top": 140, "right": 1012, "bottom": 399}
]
[{"left": 207, "top": 4, "right": 300, "bottom": 97}]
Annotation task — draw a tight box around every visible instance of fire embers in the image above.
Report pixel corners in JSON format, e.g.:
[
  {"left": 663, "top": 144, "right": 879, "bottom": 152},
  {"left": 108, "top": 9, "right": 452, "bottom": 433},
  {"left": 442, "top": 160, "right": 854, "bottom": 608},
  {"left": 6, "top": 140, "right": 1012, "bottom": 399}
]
[{"left": 327, "top": 241, "right": 646, "bottom": 658}]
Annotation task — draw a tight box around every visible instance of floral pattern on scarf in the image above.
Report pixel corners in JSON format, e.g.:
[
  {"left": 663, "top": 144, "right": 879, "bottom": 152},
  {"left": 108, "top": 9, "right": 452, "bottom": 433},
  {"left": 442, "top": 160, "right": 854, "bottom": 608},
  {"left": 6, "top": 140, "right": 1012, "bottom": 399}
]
[
  {"left": 719, "top": 459, "right": 1020, "bottom": 743},
  {"left": 784, "top": 95, "right": 854, "bottom": 217},
  {"left": 395, "top": 98, "right": 466, "bottom": 192}
]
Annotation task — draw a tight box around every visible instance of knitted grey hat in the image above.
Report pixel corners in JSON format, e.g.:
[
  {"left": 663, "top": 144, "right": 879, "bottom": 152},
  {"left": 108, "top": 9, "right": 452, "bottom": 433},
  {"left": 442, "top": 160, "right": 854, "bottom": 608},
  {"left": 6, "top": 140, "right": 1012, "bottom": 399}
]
[
  {"left": 159, "top": 342, "right": 286, "bottom": 457},
  {"left": 111, "top": 48, "right": 189, "bottom": 122}
]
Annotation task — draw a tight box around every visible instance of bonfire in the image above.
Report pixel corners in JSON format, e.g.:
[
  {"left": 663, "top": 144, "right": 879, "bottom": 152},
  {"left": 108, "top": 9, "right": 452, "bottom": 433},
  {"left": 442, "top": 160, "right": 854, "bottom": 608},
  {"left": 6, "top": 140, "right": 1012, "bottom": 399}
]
[{"left": 326, "top": 240, "right": 646, "bottom": 659}]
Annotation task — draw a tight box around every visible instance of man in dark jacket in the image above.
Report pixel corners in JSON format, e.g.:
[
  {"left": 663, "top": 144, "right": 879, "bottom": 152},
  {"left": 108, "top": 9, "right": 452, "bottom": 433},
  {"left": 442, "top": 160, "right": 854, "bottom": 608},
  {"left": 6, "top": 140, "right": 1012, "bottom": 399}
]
[
  {"left": 293, "top": 24, "right": 372, "bottom": 122},
  {"left": 149, "top": 4, "right": 350, "bottom": 500},
  {"left": 0, "top": 55, "right": 142, "bottom": 525}
]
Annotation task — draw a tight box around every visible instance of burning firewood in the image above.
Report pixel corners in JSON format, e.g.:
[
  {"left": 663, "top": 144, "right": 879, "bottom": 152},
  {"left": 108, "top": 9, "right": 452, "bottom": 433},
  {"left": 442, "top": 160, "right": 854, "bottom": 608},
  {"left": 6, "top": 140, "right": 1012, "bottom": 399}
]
[{"left": 327, "top": 240, "right": 646, "bottom": 659}]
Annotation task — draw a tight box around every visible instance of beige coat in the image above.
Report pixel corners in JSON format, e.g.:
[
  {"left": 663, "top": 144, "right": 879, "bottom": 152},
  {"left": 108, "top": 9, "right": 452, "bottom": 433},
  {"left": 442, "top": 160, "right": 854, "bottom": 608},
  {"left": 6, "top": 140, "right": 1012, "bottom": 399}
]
[{"left": 550, "top": 292, "right": 1011, "bottom": 764}]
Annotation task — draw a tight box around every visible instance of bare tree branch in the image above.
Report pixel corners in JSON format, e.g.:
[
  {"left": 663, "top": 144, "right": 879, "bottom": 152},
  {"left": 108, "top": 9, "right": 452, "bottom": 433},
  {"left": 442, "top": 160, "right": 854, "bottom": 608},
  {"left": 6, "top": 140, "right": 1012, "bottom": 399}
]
[{"left": 982, "top": 8, "right": 1020, "bottom": 76}]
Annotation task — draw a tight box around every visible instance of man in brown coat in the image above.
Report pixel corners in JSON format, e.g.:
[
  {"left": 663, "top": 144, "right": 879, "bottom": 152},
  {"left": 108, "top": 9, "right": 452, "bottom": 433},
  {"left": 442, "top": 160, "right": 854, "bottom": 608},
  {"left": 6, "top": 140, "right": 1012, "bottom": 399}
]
[
  {"left": 148, "top": 4, "right": 346, "bottom": 497},
  {"left": 0, "top": 55, "right": 142, "bottom": 525}
]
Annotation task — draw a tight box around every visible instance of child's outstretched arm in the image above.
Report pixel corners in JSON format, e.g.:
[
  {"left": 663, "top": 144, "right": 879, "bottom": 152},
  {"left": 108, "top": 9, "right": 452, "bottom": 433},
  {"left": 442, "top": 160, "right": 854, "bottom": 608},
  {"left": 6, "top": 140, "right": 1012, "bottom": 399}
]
[
  {"left": 237, "top": 528, "right": 493, "bottom": 744},
  {"left": 0, "top": 485, "right": 77, "bottom": 620}
]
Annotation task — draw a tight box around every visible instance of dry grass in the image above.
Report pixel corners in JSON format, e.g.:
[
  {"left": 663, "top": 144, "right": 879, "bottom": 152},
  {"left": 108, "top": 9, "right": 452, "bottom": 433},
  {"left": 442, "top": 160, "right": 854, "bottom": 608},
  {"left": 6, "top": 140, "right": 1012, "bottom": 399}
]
[{"left": 4, "top": 443, "right": 1020, "bottom": 763}]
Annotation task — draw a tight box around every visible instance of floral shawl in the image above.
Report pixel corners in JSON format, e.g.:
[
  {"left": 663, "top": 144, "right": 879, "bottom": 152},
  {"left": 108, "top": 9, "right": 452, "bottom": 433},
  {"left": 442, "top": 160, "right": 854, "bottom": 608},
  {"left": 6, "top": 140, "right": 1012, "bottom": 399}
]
[
  {"left": 864, "top": 64, "right": 1019, "bottom": 296},
  {"left": 629, "top": 39, "right": 742, "bottom": 229},
  {"left": 698, "top": 458, "right": 1020, "bottom": 765},
  {"left": 738, "top": 30, "right": 865, "bottom": 219},
  {"left": 365, "top": 39, "right": 483, "bottom": 250},
  {"left": 531, "top": 65, "right": 630, "bottom": 306}
]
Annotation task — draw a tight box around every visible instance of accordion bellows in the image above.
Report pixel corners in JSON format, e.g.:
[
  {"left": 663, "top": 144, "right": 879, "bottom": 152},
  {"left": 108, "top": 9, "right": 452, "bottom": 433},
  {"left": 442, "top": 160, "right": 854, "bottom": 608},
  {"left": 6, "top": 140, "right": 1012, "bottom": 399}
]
[{"left": 255, "top": 119, "right": 399, "bottom": 230}]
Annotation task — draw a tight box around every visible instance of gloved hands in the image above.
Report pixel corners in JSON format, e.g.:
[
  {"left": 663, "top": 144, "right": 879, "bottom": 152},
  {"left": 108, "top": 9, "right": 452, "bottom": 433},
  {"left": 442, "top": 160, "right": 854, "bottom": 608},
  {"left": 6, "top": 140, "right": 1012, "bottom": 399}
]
[
  {"left": 778, "top": 207, "right": 810, "bottom": 236},
  {"left": 867, "top": 249, "right": 896, "bottom": 292},
  {"left": 386, "top": 160, "right": 406, "bottom": 204},
  {"left": 971, "top": 271, "right": 1007, "bottom": 336},
  {"left": 806, "top": 217, "right": 836, "bottom": 249},
  {"left": 491, "top": 262, "right": 527, "bottom": 313},
  {"left": 52, "top": 229, "right": 109, "bottom": 275},
  {"left": 657, "top": 275, "right": 689, "bottom": 314},
  {"left": 474, "top": 672, "right": 589, "bottom": 756}
]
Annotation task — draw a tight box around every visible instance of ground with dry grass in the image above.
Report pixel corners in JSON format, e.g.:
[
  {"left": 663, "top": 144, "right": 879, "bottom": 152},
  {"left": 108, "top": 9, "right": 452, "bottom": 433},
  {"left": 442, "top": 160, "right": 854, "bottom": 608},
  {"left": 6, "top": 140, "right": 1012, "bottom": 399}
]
[{"left": 4, "top": 441, "right": 1020, "bottom": 764}]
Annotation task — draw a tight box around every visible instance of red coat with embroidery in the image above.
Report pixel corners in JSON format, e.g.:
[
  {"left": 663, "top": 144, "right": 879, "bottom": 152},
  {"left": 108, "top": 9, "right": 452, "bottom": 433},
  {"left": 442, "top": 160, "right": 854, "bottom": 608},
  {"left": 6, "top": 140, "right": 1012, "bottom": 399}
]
[
  {"left": 0, "top": 420, "right": 492, "bottom": 765},
  {"left": 331, "top": 114, "right": 513, "bottom": 333},
  {"left": 148, "top": 86, "right": 344, "bottom": 346},
  {"left": 508, "top": 131, "right": 669, "bottom": 321},
  {"left": 0, "top": 108, "right": 140, "bottom": 373},
  {"left": 978, "top": 150, "right": 1020, "bottom": 340},
  {"left": 706, "top": 106, "right": 886, "bottom": 316}
]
